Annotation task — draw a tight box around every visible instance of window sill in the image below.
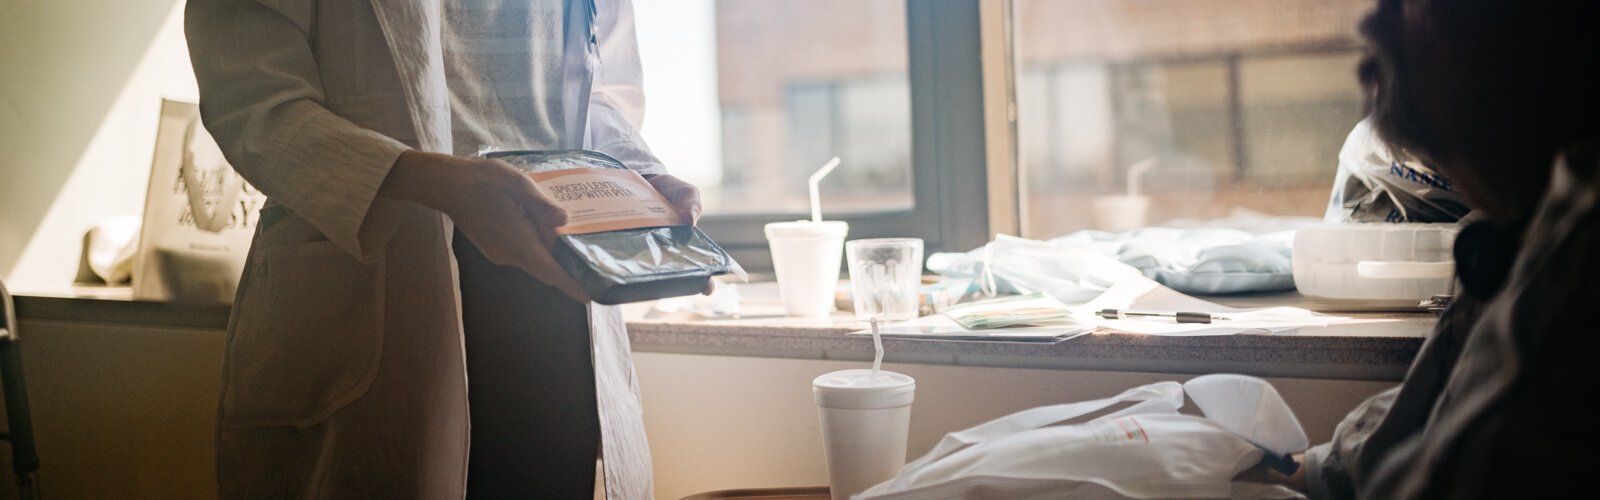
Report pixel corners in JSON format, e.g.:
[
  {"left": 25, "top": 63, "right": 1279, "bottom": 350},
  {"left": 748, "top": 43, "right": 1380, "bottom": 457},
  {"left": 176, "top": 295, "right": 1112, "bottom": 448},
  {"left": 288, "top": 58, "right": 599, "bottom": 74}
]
[
  {"left": 12, "top": 282, "right": 1429, "bottom": 382},
  {"left": 621, "top": 282, "right": 1429, "bottom": 382}
]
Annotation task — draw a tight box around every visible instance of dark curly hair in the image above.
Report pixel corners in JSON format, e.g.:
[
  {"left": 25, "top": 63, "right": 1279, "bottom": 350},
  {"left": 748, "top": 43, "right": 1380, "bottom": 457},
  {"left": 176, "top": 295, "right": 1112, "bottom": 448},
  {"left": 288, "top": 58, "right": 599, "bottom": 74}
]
[{"left": 1359, "top": 0, "right": 1598, "bottom": 168}]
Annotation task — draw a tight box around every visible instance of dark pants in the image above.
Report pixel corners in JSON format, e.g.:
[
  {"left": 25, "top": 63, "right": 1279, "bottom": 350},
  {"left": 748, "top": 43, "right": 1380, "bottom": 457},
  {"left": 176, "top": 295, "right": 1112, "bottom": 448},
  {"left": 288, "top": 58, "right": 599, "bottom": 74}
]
[{"left": 454, "top": 231, "right": 600, "bottom": 499}]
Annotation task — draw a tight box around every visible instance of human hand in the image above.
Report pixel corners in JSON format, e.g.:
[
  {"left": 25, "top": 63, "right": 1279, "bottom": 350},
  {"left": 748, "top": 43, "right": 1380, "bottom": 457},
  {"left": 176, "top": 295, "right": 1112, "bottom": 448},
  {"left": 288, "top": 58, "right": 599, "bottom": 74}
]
[
  {"left": 644, "top": 173, "right": 714, "bottom": 295},
  {"left": 645, "top": 173, "right": 703, "bottom": 226},
  {"left": 1272, "top": 452, "right": 1307, "bottom": 493},
  {"left": 382, "top": 151, "right": 590, "bottom": 302},
  {"left": 448, "top": 159, "right": 592, "bottom": 302},
  {"left": 1233, "top": 451, "right": 1306, "bottom": 493}
]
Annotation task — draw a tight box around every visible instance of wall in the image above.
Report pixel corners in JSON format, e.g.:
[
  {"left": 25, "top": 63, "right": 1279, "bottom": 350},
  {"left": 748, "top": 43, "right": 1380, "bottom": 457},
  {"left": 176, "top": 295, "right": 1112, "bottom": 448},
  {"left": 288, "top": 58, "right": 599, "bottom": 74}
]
[
  {"left": 0, "top": 0, "right": 196, "bottom": 287},
  {"left": 0, "top": 318, "right": 1392, "bottom": 499},
  {"left": 636, "top": 353, "right": 1390, "bottom": 499},
  {"left": 1, "top": 319, "right": 222, "bottom": 500}
]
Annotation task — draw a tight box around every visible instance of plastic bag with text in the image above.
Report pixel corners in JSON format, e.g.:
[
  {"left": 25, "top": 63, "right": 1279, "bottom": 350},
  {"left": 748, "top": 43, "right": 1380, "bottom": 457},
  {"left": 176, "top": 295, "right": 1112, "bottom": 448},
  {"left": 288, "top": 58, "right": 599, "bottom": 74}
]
[{"left": 1325, "top": 119, "right": 1469, "bottom": 223}]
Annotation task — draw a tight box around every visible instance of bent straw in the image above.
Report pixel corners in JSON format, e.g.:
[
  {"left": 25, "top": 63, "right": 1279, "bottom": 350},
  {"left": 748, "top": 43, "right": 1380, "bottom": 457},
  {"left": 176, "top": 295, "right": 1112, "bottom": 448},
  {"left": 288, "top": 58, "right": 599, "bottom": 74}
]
[
  {"left": 809, "top": 157, "right": 842, "bottom": 223},
  {"left": 1126, "top": 158, "right": 1157, "bottom": 197}
]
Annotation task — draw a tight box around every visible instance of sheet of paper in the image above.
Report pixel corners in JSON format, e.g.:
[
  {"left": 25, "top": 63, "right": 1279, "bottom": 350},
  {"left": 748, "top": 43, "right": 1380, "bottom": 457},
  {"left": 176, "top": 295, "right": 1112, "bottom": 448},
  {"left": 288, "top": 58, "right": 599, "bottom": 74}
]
[{"left": 1071, "top": 277, "right": 1346, "bottom": 336}]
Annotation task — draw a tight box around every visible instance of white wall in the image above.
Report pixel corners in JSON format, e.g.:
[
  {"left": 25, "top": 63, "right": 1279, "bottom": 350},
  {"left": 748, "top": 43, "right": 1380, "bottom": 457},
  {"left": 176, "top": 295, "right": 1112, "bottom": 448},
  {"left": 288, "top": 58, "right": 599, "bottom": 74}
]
[
  {"left": 635, "top": 353, "right": 1392, "bottom": 499},
  {"left": 0, "top": 0, "right": 197, "bottom": 287},
  {"left": 1, "top": 319, "right": 222, "bottom": 500}
]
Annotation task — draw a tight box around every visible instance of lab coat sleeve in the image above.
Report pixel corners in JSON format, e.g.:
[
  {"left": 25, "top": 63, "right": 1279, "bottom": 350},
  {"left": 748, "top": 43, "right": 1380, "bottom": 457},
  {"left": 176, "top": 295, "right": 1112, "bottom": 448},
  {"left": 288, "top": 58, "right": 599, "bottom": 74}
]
[
  {"left": 185, "top": 0, "right": 411, "bottom": 262},
  {"left": 589, "top": 0, "right": 667, "bottom": 177}
]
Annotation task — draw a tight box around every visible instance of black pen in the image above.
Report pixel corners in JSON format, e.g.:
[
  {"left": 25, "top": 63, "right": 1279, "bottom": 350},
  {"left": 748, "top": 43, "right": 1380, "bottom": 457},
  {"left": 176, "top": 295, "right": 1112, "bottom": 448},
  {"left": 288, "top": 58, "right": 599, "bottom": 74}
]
[{"left": 1097, "top": 309, "right": 1231, "bottom": 324}]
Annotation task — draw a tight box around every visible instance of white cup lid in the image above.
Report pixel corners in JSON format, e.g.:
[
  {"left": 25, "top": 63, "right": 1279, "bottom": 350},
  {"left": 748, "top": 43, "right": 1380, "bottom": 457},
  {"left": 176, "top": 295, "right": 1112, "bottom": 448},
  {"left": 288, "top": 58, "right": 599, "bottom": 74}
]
[
  {"left": 765, "top": 220, "right": 849, "bottom": 239},
  {"left": 813, "top": 369, "right": 915, "bottom": 409}
]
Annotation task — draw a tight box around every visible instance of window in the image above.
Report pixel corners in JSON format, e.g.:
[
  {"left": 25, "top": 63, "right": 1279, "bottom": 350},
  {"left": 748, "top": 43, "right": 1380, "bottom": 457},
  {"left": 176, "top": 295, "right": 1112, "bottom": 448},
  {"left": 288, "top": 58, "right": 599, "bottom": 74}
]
[
  {"left": 635, "top": 0, "right": 1374, "bottom": 269},
  {"left": 634, "top": 0, "right": 983, "bottom": 269},
  {"left": 1012, "top": 0, "right": 1370, "bottom": 239},
  {"left": 635, "top": 0, "right": 914, "bottom": 216},
  {"left": 780, "top": 77, "right": 914, "bottom": 214}
]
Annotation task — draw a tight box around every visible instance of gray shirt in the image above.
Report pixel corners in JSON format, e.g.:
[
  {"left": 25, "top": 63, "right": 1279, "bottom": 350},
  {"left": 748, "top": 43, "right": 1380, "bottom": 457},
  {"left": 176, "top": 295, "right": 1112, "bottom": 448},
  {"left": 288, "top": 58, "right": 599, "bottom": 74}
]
[
  {"left": 442, "top": 0, "right": 568, "bottom": 156},
  {"left": 439, "top": 2, "right": 656, "bottom": 497}
]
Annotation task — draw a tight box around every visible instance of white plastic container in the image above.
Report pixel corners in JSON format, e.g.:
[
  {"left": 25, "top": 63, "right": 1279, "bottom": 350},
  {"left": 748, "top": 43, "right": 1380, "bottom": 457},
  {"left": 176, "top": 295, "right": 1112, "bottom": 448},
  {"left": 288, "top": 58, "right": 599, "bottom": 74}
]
[
  {"left": 1293, "top": 223, "right": 1459, "bottom": 301},
  {"left": 813, "top": 369, "right": 916, "bottom": 500},
  {"left": 766, "top": 221, "right": 849, "bottom": 317}
]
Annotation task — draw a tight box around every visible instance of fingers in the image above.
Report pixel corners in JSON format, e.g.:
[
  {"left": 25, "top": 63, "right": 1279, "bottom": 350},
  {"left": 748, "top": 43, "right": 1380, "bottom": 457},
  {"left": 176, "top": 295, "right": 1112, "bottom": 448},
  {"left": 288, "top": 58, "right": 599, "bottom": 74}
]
[
  {"left": 487, "top": 159, "right": 569, "bottom": 228},
  {"left": 648, "top": 174, "right": 703, "bottom": 225},
  {"left": 508, "top": 223, "right": 591, "bottom": 302},
  {"left": 449, "top": 163, "right": 589, "bottom": 302},
  {"left": 497, "top": 218, "right": 587, "bottom": 302},
  {"left": 702, "top": 278, "right": 717, "bottom": 296},
  {"left": 468, "top": 215, "right": 591, "bottom": 303},
  {"left": 514, "top": 174, "right": 570, "bottom": 228},
  {"left": 681, "top": 193, "right": 703, "bottom": 226}
]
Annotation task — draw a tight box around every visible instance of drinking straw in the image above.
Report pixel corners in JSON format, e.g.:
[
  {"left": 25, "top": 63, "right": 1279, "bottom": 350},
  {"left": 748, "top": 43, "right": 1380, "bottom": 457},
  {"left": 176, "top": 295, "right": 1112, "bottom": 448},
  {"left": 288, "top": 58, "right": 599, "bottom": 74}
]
[
  {"left": 809, "top": 157, "right": 842, "bottom": 223},
  {"left": 869, "top": 317, "right": 884, "bottom": 386},
  {"left": 1127, "top": 158, "right": 1157, "bottom": 197}
]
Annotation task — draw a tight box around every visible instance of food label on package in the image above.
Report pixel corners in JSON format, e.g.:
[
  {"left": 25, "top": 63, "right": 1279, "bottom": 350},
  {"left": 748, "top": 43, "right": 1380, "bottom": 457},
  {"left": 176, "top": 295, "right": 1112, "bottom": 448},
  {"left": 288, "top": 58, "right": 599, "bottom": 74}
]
[{"left": 528, "top": 168, "right": 681, "bottom": 235}]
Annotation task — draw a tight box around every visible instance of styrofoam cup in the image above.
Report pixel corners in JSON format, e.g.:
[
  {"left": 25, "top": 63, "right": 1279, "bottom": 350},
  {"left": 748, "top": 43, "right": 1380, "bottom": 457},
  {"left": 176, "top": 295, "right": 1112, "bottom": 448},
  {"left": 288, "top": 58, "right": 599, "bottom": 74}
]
[
  {"left": 1092, "top": 194, "right": 1150, "bottom": 232},
  {"left": 813, "top": 369, "right": 915, "bottom": 500},
  {"left": 765, "top": 221, "right": 849, "bottom": 317}
]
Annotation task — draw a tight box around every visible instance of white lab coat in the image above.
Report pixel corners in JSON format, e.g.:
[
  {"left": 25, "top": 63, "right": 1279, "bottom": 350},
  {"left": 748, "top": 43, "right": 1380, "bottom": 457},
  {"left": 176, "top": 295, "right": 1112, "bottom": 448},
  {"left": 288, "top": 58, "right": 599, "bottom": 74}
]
[{"left": 185, "top": 0, "right": 660, "bottom": 498}]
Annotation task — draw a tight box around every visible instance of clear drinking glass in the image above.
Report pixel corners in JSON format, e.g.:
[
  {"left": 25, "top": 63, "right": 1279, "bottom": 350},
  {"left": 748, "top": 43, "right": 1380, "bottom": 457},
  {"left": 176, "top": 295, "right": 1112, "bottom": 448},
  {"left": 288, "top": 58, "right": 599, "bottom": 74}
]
[{"left": 845, "top": 238, "right": 924, "bottom": 322}]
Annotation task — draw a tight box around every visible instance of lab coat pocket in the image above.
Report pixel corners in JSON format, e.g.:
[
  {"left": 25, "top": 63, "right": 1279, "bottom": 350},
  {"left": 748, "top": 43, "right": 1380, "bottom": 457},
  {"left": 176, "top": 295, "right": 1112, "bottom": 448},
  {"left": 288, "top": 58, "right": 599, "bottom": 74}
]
[{"left": 220, "top": 239, "right": 385, "bottom": 429}]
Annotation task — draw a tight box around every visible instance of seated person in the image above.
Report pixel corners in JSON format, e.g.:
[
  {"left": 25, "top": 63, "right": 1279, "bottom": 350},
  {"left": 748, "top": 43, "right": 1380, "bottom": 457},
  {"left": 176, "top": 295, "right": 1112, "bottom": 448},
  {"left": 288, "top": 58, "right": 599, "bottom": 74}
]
[{"left": 1285, "top": 0, "right": 1598, "bottom": 497}]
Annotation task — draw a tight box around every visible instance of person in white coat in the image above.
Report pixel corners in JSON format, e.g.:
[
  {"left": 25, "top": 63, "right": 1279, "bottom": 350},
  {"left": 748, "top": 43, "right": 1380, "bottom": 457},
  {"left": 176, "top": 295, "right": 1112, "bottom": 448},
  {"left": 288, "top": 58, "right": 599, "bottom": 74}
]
[{"left": 186, "top": 0, "right": 694, "bottom": 497}]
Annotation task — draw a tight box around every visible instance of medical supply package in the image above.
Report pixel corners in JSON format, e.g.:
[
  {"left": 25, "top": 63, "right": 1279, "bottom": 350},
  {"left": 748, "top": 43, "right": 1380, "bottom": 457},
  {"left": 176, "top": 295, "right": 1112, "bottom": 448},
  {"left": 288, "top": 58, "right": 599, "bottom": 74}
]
[{"left": 486, "top": 150, "right": 740, "bottom": 305}]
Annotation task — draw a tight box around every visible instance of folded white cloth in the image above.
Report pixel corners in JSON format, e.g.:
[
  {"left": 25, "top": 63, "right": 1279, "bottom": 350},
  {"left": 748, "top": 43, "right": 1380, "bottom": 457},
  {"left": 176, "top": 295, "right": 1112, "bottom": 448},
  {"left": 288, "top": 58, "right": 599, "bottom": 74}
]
[{"left": 929, "top": 222, "right": 1316, "bottom": 296}]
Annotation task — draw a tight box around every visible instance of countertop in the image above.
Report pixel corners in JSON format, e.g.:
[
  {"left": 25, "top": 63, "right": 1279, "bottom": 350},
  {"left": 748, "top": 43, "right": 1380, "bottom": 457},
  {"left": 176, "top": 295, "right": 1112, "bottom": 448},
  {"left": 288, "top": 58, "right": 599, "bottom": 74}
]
[{"left": 9, "top": 283, "right": 1431, "bottom": 381}]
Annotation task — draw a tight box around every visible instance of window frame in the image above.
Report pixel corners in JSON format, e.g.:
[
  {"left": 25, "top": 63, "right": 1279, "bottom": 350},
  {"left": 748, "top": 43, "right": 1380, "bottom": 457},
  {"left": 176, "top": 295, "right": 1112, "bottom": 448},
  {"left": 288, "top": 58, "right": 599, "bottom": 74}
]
[{"left": 694, "top": 0, "right": 998, "bottom": 272}]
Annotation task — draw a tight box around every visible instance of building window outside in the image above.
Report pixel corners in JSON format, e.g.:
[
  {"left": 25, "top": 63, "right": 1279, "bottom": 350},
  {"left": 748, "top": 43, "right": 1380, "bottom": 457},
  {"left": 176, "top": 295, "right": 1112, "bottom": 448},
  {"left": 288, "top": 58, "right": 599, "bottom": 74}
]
[
  {"left": 1014, "top": 0, "right": 1371, "bottom": 239},
  {"left": 635, "top": 0, "right": 1375, "bottom": 265},
  {"left": 783, "top": 77, "right": 914, "bottom": 214},
  {"left": 634, "top": 0, "right": 912, "bottom": 218}
]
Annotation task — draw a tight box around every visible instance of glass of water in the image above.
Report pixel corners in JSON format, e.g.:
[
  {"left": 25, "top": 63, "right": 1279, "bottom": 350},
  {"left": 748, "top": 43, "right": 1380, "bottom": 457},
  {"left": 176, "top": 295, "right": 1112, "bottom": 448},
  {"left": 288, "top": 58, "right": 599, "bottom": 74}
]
[{"left": 845, "top": 238, "right": 924, "bottom": 322}]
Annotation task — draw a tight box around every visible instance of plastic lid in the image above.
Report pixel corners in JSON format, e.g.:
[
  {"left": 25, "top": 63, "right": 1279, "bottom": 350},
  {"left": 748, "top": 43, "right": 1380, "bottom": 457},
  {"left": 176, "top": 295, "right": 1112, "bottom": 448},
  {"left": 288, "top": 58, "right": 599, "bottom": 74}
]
[
  {"left": 812, "top": 369, "right": 915, "bottom": 409},
  {"left": 765, "top": 220, "right": 849, "bottom": 239}
]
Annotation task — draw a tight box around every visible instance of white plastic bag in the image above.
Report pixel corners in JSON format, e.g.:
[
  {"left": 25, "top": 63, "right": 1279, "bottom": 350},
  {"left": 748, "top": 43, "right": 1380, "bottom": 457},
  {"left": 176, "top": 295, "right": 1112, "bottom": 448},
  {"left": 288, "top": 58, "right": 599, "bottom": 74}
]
[
  {"left": 924, "top": 235, "right": 1147, "bottom": 303},
  {"left": 925, "top": 230, "right": 1297, "bottom": 297},
  {"left": 1325, "top": 119, "right": 1468, "bottom": 223},
  {"left": 857, "top": 375, "right": 1306, "bottom": 499}
]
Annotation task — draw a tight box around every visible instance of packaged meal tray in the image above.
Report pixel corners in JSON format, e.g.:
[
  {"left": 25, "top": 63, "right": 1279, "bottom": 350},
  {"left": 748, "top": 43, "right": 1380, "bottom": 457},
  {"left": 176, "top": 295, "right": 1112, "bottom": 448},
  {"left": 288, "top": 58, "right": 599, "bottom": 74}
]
[{"left": 485, "top": 149, "right": 742, "bottom": 305}]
